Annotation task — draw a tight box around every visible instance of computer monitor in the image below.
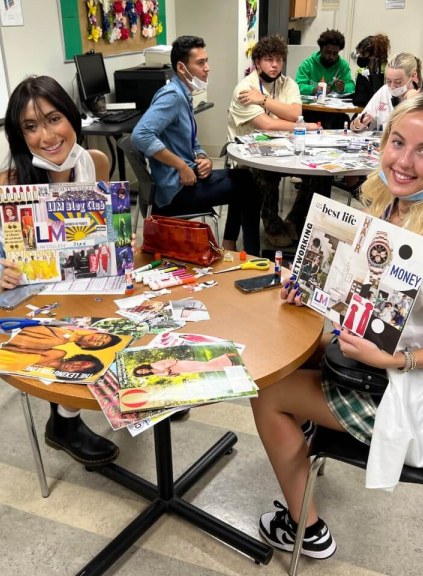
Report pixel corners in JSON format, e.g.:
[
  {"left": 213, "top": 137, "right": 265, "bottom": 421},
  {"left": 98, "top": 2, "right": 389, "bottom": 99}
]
[{"left": 74, "top": 52, "right": 110, "bottom": 113}]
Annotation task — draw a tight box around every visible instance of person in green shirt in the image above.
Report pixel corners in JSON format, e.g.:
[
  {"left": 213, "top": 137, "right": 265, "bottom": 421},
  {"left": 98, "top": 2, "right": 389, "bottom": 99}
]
[
  {"left": 296, "top": 29, "right": 355, "bottom": 129},
  {"left": 296, "top": 29, "right": 355, "bottom": 96}
]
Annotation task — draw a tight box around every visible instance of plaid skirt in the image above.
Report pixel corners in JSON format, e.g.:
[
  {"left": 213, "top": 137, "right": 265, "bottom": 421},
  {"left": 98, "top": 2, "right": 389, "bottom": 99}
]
[{"left": 322, "top": 372, "right": 381, "bottom": 445}]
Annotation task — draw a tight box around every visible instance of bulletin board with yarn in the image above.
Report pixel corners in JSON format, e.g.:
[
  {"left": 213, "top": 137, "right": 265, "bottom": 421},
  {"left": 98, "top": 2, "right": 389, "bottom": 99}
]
[{"left": 59, "top": 0, "right": 167, "bottom": 61}]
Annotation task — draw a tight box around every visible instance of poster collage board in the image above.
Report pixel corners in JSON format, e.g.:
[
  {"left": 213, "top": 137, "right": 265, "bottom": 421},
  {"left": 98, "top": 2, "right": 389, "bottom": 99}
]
[
  {"left": 0, "top": 181, "right": 133, "bottom": 284},
  {"left": 293, "top": 194, "right": 423, "bottom": 354}
]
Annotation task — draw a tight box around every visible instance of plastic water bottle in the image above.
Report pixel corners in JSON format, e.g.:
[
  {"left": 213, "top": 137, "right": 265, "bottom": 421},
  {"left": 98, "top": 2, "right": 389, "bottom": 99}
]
[{"left": 293, "top": 115, "right": 307, "bottom": 156}]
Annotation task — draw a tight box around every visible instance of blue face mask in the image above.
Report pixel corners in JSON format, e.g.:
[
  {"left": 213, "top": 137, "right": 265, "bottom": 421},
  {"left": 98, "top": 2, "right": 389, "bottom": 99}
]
[{"left": 379, "top": 170, "right": 423, "bottom": 201}]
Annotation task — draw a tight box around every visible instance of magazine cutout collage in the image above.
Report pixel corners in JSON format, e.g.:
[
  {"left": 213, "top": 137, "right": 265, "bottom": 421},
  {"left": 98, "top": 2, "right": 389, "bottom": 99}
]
[
  {"left": 292, "top": 194, "right": 423, "bottom": 354},
  {"left": 0, "top": 181, "right": 133, "bottom": 284}
]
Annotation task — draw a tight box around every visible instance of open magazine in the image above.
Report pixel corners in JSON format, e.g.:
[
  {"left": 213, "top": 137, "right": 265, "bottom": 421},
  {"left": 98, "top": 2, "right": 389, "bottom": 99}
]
[
  {"left": 0, "top": 181, "right": 133, "bottom": 284},
  {"left": 292, "top": 194, "right": 423, "bottom": 354},
  {"left": 235, "top": 140, "right": 293, "bottom": 157},
  {"left": 0, "top": 324, "right": 132, "bottom": 384},
  {"left": 116, "top": 341, "right": 257, "bottom": 413}
]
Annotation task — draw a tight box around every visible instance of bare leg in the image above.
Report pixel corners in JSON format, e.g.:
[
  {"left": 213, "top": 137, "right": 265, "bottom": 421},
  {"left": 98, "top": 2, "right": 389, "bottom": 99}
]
[{"left": 251, "top": 367, "right": 344, "bottom": 525}]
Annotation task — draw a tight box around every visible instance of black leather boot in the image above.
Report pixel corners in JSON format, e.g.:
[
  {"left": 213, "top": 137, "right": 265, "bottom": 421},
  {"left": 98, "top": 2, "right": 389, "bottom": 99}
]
[{"left": 45, "top": 403, "right": 119, "bottom": 466}]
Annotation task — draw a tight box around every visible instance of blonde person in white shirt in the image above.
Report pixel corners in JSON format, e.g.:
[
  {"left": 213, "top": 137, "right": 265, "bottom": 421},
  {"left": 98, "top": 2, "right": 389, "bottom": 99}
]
[{"left": 351, "top": 52, "right": 421, "bottom": 132}]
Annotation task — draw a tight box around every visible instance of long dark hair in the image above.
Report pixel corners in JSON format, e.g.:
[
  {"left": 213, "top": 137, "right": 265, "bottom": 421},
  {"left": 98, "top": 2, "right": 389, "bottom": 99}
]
[{"left": 4, "top": 75, "right": 82, "bottom": 184}]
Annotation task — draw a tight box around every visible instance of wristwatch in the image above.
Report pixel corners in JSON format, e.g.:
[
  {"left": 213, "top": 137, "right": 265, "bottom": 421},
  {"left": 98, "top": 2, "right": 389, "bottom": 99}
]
[{"left": 367, "top": 230, "right": 392, "bottom": 286}]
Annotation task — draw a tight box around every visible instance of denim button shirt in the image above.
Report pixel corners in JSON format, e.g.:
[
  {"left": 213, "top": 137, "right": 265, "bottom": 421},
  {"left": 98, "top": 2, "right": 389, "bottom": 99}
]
[{"left": 131, "top": 76, "right": 206, "bottom": 207}]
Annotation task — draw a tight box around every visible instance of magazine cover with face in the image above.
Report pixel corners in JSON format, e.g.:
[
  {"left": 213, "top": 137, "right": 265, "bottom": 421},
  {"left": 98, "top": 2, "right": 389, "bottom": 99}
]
[
  {"left": 292, "top": 193, "right": 423, "bottom": 354},
  {"left": 0, "top": 323, "right": 132, "bottom": 384}
]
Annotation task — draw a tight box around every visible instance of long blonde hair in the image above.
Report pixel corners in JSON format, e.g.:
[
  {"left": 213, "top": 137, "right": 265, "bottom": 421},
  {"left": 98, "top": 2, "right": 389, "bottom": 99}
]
[{"left": 360, "top": 94, "right": 423, "bottom": 234}]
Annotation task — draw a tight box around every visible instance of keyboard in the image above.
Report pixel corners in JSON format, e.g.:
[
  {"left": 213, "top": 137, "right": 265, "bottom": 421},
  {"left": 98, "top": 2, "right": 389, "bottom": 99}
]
[{"left": 100, "top": 110, "right": 140, "bottom": 124}]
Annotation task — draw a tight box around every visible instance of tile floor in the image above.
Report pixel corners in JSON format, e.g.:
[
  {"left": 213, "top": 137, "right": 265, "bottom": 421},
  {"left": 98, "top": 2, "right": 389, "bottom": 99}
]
[{"left": 0, "top": 175, "right": 422, "bottom": 575}]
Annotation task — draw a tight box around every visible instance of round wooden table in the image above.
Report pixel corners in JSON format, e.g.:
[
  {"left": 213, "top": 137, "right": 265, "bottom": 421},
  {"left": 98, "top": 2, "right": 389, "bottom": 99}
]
[
  {"left": 2, "top": 255, "right": 323, "bottom": 407},
  {"left": 1, "top": 253, "right": 323, "bottom": 575}
]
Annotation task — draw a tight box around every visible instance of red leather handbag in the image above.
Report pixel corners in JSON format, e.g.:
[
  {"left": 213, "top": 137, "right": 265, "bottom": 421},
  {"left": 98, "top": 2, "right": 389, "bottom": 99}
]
[{"left": 142, "top": 215, "right": 224, "bottom": 266}]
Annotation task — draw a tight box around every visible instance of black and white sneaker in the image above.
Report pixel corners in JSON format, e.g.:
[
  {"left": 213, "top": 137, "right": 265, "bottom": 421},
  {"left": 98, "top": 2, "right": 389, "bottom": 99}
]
[{"left": 259, "top": 500, "right": 336, "bottom": 560}]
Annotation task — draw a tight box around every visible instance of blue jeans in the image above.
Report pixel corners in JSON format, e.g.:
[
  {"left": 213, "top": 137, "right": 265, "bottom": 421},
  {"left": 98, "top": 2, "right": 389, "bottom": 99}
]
[{"left": 153, "top": 168, "right": 261, "bottom": 256}]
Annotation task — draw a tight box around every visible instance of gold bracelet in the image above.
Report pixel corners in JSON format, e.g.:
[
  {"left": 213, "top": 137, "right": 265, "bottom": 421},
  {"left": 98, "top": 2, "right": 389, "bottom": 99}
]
[{"left": 261, "top": 95, "right": 269, "bottom": 108}]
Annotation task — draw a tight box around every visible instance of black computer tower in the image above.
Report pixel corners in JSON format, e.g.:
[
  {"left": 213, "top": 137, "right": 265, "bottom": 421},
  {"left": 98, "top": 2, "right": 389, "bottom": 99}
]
[{"left": 114, "top": 65, "right": 174, "bottom": 112}]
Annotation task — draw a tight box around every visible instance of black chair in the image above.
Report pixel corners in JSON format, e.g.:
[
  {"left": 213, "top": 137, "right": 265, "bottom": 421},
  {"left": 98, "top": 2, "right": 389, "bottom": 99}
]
[
  {"left": 117, "top": 135, "right": 220, "bottom": 242},
  {"left": 289, "top": 425, "right": 423, "bottom": 575}
]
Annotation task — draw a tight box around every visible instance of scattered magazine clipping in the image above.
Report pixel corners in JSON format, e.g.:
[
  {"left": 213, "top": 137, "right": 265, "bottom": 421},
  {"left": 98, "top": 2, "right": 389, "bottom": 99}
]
[
  {"left": 292, "top": 194, "right": 423, "bottom": 354},
  {"left": 235, "top": 140, "right": 293, "bottom": 157},
  {"left": 61, "top": 316, "right": 149, "bottom": 341}
]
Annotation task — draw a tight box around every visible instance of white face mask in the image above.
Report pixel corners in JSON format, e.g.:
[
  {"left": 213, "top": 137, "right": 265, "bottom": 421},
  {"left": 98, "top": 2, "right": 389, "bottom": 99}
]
[
  {"left": 182, "top": 63, "right": 208, "bottom": 91},
  {"left": 30, "top": 140, "right": 84, "bottom": 173},
  {"left": 379, "top": 169, "right": 423, "bottom": 201},
  {"left": 388, "top": 84, "right": 409, "bottom": 98}
]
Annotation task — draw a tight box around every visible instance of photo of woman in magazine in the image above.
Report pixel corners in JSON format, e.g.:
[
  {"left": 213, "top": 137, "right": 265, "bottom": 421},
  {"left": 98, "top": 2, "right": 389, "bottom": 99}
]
[{"left": 133, "top": 353, "right": 237, "bottom": 377}]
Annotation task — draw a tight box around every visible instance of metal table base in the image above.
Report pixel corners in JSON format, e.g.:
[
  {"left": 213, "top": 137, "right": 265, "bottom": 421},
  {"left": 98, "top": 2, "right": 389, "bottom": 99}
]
[{"left": 76, "top": 417, "right": 273, "bottom": 575}]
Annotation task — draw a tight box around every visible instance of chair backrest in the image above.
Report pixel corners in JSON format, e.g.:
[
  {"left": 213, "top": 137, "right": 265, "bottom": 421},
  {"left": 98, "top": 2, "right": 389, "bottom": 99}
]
[
  {"left": 310, "top": 425, "right": 423, "bottom": 484},
  {"left": 117, "top": 135, "right": 154, "bottom": 217}
]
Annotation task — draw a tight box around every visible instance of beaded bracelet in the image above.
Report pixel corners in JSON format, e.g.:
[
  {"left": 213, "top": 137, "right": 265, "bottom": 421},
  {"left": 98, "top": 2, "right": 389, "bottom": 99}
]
[
  {"left": 261, "top": 95, "right": 268, "bottom": 109},
  {"left": 398, "top": 347, "right": 417, "bottom": 372}
]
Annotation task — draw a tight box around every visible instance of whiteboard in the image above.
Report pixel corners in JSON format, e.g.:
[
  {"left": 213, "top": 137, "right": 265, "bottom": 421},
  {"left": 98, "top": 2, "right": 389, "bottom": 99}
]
[
  {"left": 286, "top": 45, "right": 318, "bottom": 80},
  {"left": 0, "top": 31, "right": 9, "bottom": 123}
]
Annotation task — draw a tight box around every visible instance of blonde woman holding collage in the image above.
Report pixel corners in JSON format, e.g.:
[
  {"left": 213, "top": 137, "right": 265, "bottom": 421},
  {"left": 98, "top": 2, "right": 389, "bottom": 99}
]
[{"left": 253, "top": 95, "right": 423, "bottom": 561}]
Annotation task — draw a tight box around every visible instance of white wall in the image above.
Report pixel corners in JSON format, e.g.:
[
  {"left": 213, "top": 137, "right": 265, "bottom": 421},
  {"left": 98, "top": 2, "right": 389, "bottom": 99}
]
[
  {"left": 174, "top": 0, "right": 241, "bottom": 156},
  {"left": 291, "top": 0, "right": 423, "bottom": 77}
]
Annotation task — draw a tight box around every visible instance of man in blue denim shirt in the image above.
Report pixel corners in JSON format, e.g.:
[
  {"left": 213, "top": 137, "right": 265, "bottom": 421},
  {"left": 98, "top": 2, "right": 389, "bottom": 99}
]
[{"left": 131, "top": 35, "right": 261, "bottom": 255}]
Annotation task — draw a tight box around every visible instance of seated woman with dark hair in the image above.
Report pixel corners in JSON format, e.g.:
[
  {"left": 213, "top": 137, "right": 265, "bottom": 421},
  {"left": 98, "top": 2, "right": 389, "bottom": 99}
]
[{"left": 0, "top": 75, "right": 118, "bottom": 466}]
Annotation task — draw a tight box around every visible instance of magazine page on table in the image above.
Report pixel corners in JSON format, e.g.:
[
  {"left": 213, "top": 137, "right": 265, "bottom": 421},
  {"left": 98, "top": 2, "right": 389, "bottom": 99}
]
[
  {"left": 292, "top": 194, "right": 423, "bottom": 354},
  {"left": 116, "top": 341, "right": 257, "bottom": 413},
  {"left": 0, "top": 181, "right": 133, "bottom": 285},
  {"left": 0, "top": 324, "right": 132, "bottom": 384},
  {"left": 87, "top": 363, "right": 181, "bottom": 434}
]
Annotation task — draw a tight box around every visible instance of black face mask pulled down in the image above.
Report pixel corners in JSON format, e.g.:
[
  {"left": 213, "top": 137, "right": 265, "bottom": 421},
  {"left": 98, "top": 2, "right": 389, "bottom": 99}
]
[{"left": 259, "top": 70, "right": 282, "bottom": 83}]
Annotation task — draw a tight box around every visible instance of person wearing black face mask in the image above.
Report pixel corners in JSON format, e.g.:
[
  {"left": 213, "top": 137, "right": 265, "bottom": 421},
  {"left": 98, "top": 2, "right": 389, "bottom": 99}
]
[
  {"left": 352, "top": 34, "right": 391, "bottom": 107},
  {"left": 228, "top": 35, "right": 318, "bottom": 248}
]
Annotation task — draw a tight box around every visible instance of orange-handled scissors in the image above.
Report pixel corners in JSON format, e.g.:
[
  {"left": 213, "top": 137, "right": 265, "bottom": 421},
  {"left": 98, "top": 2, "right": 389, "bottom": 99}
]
[{"left": 214, "top": 258, "right": 270, "bottom": 274}]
